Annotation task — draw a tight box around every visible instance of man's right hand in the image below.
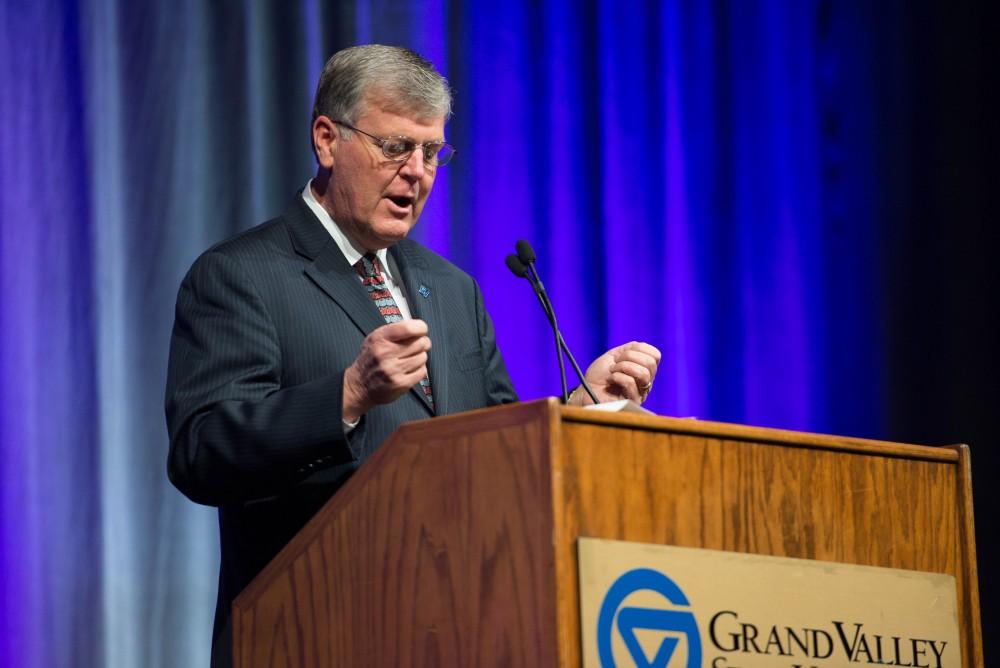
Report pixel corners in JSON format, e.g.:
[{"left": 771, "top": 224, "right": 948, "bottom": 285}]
[{"left": 342, "top": 319, "right": 431, "bottom": 422}]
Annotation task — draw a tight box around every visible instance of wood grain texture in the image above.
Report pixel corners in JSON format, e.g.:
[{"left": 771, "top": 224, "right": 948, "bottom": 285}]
[
  {"left": 552, "top": 409, "right": 981, "bottom": 667},
  {"left": 234, "top": 400, "right": 560, "bottom": 667},
  {"left": 234, "top": 400, "right": 982, "bottom": 667},
  {"left": 953, "top": 443, "right": 985, "bottom": 666}
]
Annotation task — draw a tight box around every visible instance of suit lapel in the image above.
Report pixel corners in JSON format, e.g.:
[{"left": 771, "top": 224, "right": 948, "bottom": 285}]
[
  {"left": 284, "top": 194, "right": 387, "bottom": 337},
  {"left": 305, "top": 245, "right": 389, "bottom": 336},
  {"left": 391, "top": 243, "right": 446, "bottom": 416}
]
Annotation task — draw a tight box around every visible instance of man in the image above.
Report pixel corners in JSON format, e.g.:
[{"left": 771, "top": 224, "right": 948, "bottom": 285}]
[{"left": 166, "top": 45, "right": 659, "bottom": 667}]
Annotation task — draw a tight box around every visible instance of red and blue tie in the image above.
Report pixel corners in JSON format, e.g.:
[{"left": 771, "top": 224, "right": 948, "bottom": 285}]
[{"left": 355, "top": 253, "right": 434, "bottom": 407}]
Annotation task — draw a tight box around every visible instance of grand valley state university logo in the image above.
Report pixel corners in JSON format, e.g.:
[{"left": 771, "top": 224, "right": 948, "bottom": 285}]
[
  {"left": 582, "top": 540, "right": 960, "bottom": 668},
  {"left": 597, "top": 568, "right": 702, "bottom": 668}
]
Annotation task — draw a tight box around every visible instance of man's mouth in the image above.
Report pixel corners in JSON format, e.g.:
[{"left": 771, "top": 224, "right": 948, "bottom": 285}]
[{"left": 386, "top": 194, "right": 415, "bottom": 211}]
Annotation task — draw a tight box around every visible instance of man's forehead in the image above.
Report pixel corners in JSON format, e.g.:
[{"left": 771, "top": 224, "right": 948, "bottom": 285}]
[{"left": 359, "top": 91, "right": 446, "bottom": 131}]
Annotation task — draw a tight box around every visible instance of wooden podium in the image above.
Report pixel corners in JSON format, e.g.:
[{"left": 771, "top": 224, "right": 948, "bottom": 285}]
[{"left": 232, "top": 399, "right": 983, "bottom": 666}]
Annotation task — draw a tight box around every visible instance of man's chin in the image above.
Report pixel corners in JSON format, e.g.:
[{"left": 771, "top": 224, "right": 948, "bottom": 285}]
[{"left": 367, "top": 216, "right": 417, "bottom": 248}]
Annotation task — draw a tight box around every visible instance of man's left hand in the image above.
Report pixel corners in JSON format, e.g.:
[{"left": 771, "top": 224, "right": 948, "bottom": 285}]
[{"left": 570, "top": 342, "right": 661, "bottom": 406}]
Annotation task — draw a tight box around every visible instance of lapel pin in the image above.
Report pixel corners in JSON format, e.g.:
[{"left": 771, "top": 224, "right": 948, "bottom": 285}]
[{"left": 418, "top": 285, "right": 431, "bottom": 298}]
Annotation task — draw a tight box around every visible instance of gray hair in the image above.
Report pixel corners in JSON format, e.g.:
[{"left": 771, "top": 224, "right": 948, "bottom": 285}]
[{"left": 311, "top": 45, "right": 452, "bottom": 128}]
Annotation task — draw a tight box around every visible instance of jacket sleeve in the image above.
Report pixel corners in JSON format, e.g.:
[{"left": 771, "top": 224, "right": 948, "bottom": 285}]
[
  {"left": 474, "top": 279, "right": 519, "bottom": 406},
  {"left": 165, "top": 250, "right": 357, "bottom": 506}
]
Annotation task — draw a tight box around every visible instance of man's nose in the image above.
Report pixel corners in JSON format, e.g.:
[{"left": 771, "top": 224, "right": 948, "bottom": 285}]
[{"left": 398, "top": 149, "right": 427, "bottom": 180}]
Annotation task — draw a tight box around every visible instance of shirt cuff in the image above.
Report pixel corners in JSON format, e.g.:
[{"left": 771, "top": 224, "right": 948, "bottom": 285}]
[{"left": 342, "top": 416, "right": 360, "bottom": 434}]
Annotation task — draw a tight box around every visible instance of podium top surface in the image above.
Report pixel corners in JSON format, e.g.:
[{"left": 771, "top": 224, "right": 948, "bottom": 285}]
[{"left": 393, "top": 398, "right": 961, "bottom": 463}]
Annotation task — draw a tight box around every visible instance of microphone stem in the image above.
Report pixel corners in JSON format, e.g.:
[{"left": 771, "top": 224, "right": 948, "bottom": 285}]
[
  {"left": 554, "top": 323, "right": 568, "bottom": 403},
  {"left": 527, "top": 265, "right": 599, "bottom": 405},
  {"left": 557, "top": 331, "right": 600, "bottom": 404},
  {"left": 527, "top": 265, "right": 568, "bottom": 403}
]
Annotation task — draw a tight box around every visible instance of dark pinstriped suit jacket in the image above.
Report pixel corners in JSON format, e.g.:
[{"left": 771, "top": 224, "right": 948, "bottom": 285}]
[{"left": 165, "top": 194, "right": 517, "bottom": 666}]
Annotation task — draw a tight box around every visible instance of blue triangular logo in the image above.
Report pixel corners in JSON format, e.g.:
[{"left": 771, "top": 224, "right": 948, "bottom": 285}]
[{"left": 617, "top": 607, "right": 693, "bottom": 668}]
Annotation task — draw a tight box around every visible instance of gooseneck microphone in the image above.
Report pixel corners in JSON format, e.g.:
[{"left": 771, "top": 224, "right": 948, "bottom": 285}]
[
  {"left": 505, "top": 240, "right": 600, "bottom": 405},
  {"left": 506, "top": 248, "right": 567, "bottom": 401}
]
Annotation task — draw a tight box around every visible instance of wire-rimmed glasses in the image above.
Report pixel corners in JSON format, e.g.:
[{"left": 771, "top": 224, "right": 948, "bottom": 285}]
[{"left": 334, "top": 120, "right": 456, "bottom": 167}]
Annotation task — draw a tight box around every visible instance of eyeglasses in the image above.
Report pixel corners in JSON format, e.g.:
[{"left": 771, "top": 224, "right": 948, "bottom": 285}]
[{"left": 334, "top": 120, "right": 456, "bottom": 167}]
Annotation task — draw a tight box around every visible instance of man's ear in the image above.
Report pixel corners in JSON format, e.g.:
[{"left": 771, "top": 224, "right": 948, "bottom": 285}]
[{"left": 312, "top": 116, "right": 338, "bottom": 168}]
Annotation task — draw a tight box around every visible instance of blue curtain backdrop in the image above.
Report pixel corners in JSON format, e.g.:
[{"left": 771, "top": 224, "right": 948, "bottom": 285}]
[{"left": 1, "top": 1, "right": 996, "bottom": 666}]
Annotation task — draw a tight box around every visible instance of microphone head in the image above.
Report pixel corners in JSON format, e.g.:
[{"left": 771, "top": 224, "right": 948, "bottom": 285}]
[
  {"left": 515, "top": 239, "right": 536, "bottom": 265},
  {"left": 505, "top": 254, "right": 529, "bottom": 278}
]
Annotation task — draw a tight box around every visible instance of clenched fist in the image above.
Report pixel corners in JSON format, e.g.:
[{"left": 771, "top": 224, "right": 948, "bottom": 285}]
[
  {"left": 571, "top": 341, "right": 661, "bottom": 406},
  {"left": 342, "top": 319, "right": 431, "bottom": 422}
]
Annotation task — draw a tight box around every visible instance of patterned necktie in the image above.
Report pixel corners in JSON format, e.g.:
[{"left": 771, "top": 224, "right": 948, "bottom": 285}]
[{"left": 355, "top": 253, "right": 434, "bottom": 407}]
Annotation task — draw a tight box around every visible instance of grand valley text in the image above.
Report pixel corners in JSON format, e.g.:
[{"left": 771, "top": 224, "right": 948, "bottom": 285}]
[{"left": 707, "top": 611, "right": 949, "bottom": 668}]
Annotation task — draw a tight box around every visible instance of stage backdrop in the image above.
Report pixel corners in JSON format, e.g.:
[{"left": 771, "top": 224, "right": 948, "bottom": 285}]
[{"left": 1, "top": 1, "right": 995, "bottom": 666}]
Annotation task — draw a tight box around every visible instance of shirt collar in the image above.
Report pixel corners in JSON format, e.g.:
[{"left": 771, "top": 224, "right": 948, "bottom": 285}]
[{"left": 302, "top": 179, "right": 394, "bottom": 281}]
